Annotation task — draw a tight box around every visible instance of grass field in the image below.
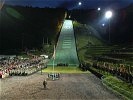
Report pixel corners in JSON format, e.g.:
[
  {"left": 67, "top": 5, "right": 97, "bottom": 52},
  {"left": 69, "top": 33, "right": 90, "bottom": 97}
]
[
  {"left": 103, "top": 76, "right": 133, "bottom": 99},
  {"left": 74, "top": 21, "right": 133, "bottom": 65},
  {"left": 42, "top": 67, "right": 89, "bottom": 73},
  {"left": 89, "top": 66, "right": 133, "bottom": 99},
  {"left": 73, "top": 21, "right": 104, "bottom": 62}
]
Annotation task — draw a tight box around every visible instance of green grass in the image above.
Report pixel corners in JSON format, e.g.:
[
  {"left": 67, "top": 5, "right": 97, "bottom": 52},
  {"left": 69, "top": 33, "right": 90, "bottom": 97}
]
[
  {"left": 42, "top": 67, "right": 90, "bottom": 73},
  {"left": 73, "top": 21, "right": 105, "bottom": 62},
  {"left": 6, "top": 7, "right": 24, "bottom": 20},
  {"left": 78, "top": 49, "right": 86, "bottom": 61},
  {"left": 90, "top": 67, "right": 133, "bottom": 99},
  {"left": 103, "top": 76, "right": 133, "bottom": 99},
  {"left": 76, "top": 35, "right": 89, "bottom": 49},
  {"left": 90, "top": 67, "right": 112, "bottom": 77}
]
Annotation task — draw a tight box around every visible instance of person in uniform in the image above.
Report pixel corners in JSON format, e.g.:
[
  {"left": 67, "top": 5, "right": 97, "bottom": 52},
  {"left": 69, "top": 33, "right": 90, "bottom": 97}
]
[{"left": 43, "top": 79, "right": 47, "bottom": 89}]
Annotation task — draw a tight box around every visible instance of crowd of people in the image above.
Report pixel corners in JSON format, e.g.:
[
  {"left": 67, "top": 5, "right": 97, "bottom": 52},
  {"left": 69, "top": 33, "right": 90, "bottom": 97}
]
[
  {"left": 92, "top": 61, "right": 133, "bottom": 84},
  {"left": 0, "top": 55, "right": 45, "bottom": 78}
]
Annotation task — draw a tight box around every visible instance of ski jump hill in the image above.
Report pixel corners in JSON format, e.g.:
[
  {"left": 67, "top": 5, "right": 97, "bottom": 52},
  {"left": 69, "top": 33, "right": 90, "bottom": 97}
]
[{"left": 48, "top": 20, "right": 79, "bottom": 66}]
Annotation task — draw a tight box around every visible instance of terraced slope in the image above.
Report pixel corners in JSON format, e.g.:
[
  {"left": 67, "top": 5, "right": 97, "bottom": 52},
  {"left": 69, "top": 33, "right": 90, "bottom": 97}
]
[{"left": 48, "top": 20, "right": 79, "bottom": 66}]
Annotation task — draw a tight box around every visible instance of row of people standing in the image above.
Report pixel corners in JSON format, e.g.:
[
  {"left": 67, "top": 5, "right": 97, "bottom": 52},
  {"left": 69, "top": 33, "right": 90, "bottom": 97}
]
[{"left": 0, "top": 56, "right": 43, "bottom": 77}]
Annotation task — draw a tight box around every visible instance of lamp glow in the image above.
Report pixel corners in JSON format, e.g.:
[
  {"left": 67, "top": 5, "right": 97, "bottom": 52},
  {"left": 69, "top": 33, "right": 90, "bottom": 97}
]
[
  {"left": 98, "top": 7, "right": 101, "bottom": 11},
  {"left": 102, "top": 24, "right": 105, "bottom": 26},
  {"left": 78, "top": 2, "right": 82, "bottom": 6},
  {"left": 105, "top": 11, "right": 112, "bottom": 19}
]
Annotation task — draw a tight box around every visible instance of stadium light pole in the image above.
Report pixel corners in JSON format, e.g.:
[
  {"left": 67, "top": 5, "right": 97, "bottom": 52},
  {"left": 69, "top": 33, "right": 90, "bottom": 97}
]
[
  {"left": 77, "top": 1, "right": 82, "bottom": 18},
  {"left": 105, "top": 10, "right": 112, "bottom": 43},
  {"left": 97, "top": 7, "right": 101, "bottom": 18},
  {"left": 70, "top": 1, "right": 82, "bottom": 20},
  {"left": 52, "top": 45, "right": 56, "bottom": 80}
]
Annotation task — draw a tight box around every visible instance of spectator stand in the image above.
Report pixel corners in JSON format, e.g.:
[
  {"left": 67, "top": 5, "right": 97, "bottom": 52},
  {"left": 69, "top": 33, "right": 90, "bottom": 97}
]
[{"left": 0, "top": 55, "right": 48, "bottom": 78}]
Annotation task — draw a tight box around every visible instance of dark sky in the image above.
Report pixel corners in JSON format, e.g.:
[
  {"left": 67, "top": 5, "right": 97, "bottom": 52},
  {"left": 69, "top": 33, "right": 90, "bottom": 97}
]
[{"left": 5, "top": 0, "right": 133, "bottom": 9}]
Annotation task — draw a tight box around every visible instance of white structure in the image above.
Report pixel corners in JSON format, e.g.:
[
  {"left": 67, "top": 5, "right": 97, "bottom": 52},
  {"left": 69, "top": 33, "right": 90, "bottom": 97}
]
[{"left": 40, "top": 55, "right": 48, "bottom": 59}]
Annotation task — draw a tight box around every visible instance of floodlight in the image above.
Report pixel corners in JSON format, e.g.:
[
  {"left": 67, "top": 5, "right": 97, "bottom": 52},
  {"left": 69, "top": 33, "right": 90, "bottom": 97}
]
[
  {"left": 98, "top": 7, "right": 101, "bottom": 11},
  {"left": 78, "top": 2, "right": 82, "bottom": 6},
  {"left": 105, "top": 11, "right": 112, "bottom": 19},
  {"left": 102, "top": 24, "right": 105, "bottom": 26}
]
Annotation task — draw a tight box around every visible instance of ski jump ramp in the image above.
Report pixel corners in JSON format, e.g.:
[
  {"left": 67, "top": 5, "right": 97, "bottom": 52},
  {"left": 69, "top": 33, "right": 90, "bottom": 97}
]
[{"left": 48, "top": 20, "right": 79, "bottom": 66}]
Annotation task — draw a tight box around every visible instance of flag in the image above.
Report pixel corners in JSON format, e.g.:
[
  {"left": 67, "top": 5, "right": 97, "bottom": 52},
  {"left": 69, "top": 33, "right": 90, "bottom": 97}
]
[{"left": 53, "top": 45, "right": 56, "bottom": 59}]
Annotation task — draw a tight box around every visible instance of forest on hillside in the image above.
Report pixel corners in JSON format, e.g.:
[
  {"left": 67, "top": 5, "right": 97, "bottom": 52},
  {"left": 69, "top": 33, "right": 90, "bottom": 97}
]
[
  {"left": 0, "top": 4, "right": 132, "bottom": 54},
  {"left": 0, "top": 5, "right": 66, "bottom": 54}
]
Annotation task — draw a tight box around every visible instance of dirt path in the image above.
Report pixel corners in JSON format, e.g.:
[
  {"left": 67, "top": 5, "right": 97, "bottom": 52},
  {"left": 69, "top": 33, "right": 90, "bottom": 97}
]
[{"left": 0, "top": 73, "right": 121, "bottom": 100}]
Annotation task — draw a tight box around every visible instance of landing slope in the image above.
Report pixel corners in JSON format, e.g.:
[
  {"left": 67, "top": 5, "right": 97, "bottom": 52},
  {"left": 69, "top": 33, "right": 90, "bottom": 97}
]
[{"left": 48, "top": 20, "right": 79, "bottom": 66}]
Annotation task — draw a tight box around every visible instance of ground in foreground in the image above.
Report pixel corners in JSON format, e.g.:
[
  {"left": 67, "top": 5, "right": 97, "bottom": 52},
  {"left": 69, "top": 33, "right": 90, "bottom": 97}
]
[{"left": 1, "top": 73, "right": 121, "bottom": 100}]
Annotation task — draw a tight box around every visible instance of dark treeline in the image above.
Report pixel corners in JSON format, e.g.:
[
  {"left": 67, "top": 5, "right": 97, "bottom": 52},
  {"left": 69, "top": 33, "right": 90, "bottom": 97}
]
[
  {"left": 69, "top": 4, "right": 133, "bottom": 44},
  {"left": 0, "top": 5, "right": 66, "bottom": 54},
  {"left": 0, "top": 4, "right": 132, "bottom": 54}
]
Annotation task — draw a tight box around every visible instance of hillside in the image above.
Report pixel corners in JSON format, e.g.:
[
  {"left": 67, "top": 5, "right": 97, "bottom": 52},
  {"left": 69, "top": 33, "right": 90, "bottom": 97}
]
[
  {"left": 0, "top": 5, "right": 66, "bottom": 54},
  {"left": 74, "top": 21, "right": 133, "bottom": 65},
  {"left": 73, "top": 21, "right": 103, "bottom": 63},
  {"left": 71, "top": 4, "right": 133, "bottom": 44}
]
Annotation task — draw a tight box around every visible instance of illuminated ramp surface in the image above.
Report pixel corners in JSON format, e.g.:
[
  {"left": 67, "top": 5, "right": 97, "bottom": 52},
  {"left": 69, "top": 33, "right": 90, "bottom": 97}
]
[{"left": 48, "top": 20, "right": 79, "bottom": 66}]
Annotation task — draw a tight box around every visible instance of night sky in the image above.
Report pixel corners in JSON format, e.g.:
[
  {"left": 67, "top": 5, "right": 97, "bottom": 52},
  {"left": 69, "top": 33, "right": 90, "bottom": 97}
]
[{"left": 4, "top": 0, "right": 133, "bottom": 9}]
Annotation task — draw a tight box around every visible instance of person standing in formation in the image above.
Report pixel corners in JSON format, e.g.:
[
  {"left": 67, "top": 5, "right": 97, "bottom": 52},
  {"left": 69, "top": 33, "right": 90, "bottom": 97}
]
[{"left": 43, "top": 79, "right": 47, "bottom": 89}]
